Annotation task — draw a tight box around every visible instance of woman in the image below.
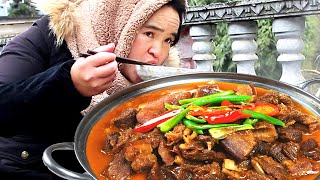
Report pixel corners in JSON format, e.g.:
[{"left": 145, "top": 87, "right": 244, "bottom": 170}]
[{"left": 0, "top": 0, "right": 185, "bottom": 179}]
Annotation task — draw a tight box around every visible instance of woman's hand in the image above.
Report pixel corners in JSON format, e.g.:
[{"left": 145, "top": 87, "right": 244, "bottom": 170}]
[{"left": 71, "top": 43, "right": 118, "bottom": 97}]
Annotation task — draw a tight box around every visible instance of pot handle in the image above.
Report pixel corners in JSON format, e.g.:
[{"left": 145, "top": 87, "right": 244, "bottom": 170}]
[
  {"left": 296, "top": 78, "right": 320, "bottom": 90},
  {"left": 42, "top": 142, "right": 94, "bottom": 180}
]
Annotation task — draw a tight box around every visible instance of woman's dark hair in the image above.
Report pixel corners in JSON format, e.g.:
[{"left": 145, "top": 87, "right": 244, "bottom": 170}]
[{"left": 166, "top": 0, "right": 186, "bottom": 45}]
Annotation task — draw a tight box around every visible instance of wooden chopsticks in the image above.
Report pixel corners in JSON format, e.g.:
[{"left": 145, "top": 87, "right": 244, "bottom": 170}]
[{"left": 79, "top": 50, "right": 155, "bottom": 66}]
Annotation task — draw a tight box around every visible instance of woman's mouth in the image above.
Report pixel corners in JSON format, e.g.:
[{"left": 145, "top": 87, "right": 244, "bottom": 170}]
[{"left": 146, "top": 60, "right": 158, "bottom": 65}]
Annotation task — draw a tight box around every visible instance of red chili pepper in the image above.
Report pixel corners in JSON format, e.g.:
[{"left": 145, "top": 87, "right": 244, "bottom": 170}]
[
  {"left": 252, "top": 103, "right": 279, "bottom": 116},
  {"left": 188, "top": 106, "right": 231, "bottom": 116},
  {"left": 204, "top": 110, "right": 251, "bottom": 124},
  {"left": 221, "top": 100, "right": 255, "bottom": 110},
  {"left": 133, "top": 109, "right": 182, "bottom": 133},
  {"left": 170, "top": 148, "right": 181, "bottom": 155}
]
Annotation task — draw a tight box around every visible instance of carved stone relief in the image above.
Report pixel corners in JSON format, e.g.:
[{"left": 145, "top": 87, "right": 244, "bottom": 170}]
[{"left": 184, "top": 0, "right": 320, "bottom": 24}]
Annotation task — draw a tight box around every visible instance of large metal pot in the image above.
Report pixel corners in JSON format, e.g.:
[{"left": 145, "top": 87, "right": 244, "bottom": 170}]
[{"left": 42, "top": 73, "right": 320, "bottom": 180}]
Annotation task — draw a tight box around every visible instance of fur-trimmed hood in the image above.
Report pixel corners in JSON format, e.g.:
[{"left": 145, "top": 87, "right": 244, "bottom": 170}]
[{"left": 33, "top": 0, "right": 182, "bottom": 113}]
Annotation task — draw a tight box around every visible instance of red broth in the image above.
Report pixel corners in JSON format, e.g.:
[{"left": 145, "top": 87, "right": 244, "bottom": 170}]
[{"left": 86, "top": 82, "right": 320, "bottom": 180}]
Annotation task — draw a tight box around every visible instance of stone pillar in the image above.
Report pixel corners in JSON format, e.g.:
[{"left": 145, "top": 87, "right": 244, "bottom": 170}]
[
  {"left": 272, "top": 16, "right": 306, "bottom": 85},
  {"left": 228, "top": 21, "right": 258, "bottom": 75},
  {"left": 189, "top": 24, "right": 215, "bottom": 71}
]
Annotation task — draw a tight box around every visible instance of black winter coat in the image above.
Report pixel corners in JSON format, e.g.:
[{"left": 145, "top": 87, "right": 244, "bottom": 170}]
[{"left": 0, "top": 16, "right": 91, "bottom": 179}]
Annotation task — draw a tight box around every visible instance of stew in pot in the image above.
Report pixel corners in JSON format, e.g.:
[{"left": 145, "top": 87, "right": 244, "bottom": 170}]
[{"left": 86, "top": 81, "right": 320, "bottom": 180}]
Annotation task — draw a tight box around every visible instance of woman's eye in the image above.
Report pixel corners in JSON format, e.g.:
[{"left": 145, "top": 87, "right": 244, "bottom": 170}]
[
  {"left": 165, "top": 38, "right": 174, "bottom": 45},
  {"left": 145, "top": 32, "right": 153, "bottom": 38}
]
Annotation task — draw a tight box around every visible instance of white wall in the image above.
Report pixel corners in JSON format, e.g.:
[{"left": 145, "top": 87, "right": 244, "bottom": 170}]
[
  {"left": 0, "top": 0, "right": 10, "bottom": 16},
  {"left": 0, "top": 5, "right": 8, "bottom": 16}
]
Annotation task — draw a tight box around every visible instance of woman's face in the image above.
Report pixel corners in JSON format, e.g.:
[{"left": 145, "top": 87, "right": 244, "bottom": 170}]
[{"left": 122, "top": 5, "right": 180, "bottom": 83}]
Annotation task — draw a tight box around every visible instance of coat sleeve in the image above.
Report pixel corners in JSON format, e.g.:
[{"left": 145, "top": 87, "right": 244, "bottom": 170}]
[
  {"left": 0, "top": 59, "right": 91, "bottom": 127},
  {"left": 0, "top": 16, "right": 91, "bottom": 128},
  {"left": 0, "top": 16, "right": 66, "bottom": 84}
]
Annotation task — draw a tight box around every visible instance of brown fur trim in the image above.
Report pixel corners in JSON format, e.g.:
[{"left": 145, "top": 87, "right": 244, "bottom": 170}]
[{"left": 35, "top": 0, "right": 82, "bottom": 46}]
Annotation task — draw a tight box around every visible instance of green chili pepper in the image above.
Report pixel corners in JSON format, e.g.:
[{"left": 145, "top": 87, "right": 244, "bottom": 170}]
[
  {"left": 179, "top": 90, "right": 235, "bottom": 105},
  {"left": 208, "top": 124, "right": 254, "bottom": 140},
  {"left": 243, "top": 118, "right": 258, "bottom": 125},
  {"left": 181, "top": 95, "right": 252, "bottom": 108},
  {"left": 158, "top": 107, "right": 191, "bottom": 133},
  {"left": 182, "top": 119, "right": 204, "bottom": 134},
  {"left": 185, "top": 114, "right": 206, "bottom": 123},
  {"left": 182, "top": 119, "right": 239, "bottom": 130},
  {"left": 193, "top": 129, "right": 204, "bottom": 134},
  {"left": 165, "top": 103, "right": 182, "bottom": 110},
  {"left": 242, "top": 109, "right": 285, "bottom": 127}
]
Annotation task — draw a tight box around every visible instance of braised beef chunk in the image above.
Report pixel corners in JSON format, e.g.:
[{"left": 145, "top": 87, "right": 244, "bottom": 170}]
[
  {"left": 254, "top": 141, "right": 300, "bottom": 163},
  {"left": 158, "top": 140, "right": 175, "bottom": 166},
  {"left": 108, "top": 129, "right": 141, "bottom": 154},
  {"left": 303, "top": 146, "right": 320, "bottom": 162},
  {"left": 295, "top": 112, "right": 320, "bottom": 125},
  {"left": 145, "top": 128, "right": 164, "bottom": 149},
  {"left": 234, "top": 84, "right": 256, "bottom": 96},
  {"left": 268, "top": 142, "right": 288, "bottom": 162},
  {"left": 147, "top": 163, "right": 177, "bottom": 180},
  {"left": 131, "top": 153, "right": 157, "bottom": 173},
  {"left": 277, "top": 127, "right": 303, "bottom": 143},
  {"left": 103, "top": 131, "right": 120, "bottom": 152},
  {"left": 193, "top": 84, "right": 220, "bottom": 97},
  {"left": 254, "top": 141, "right": 271, "bottom": 155},
  {"left": 255, "top": 91, "right": 294, "bottom": 107},
  {"left": 179, "top": 138, "right": 227, "bottom": 163},
  {"left": 102, "top": 152, "right": 132, "bottom": 180},
  {"left": 136, "top": 91, "right": 192, "bottom": 124},
  {"left": 275, "top": 104, "right": 320, "bottom": 133},
  {"left": 220, "top": 130, "right": 256, "bottom": 161},
  {"left": 278, "top": 93, "right": 295, "bottom": 107},
  {"left": 275, "top": 103, "right": 297, "bottom": 125},
  {"left": 251, "top": 155, "right": 289, "bottom": 180},
  {"left": 124, "top": 139, "right": 158, "bottom": 173},
  {"left": 255, "top": 91, "right": 280, "bottom": 105},
  {"left": 282, "top": 159, "right": 313, "bottom": 176},
  {"left": 150, "top": 162, "right": 224, "bottom": 180},
  {"left": 111, "top": 108, "right": 138, "bottom": 130},
  {"left": 164, "top": 91, "right": 193, "bottom": 105},
  {"left": 301, "top": 138, "right": 318, "bottom": 152},
  {"left": 309, "top": 122, "right": 320, "bottom": 133},
  {"left": 237, "top": 170, "right": 275, "bottom": 180},
  {"left": 223, "top": 168, "right": 274, "bottom": 180},
  {"left": 124, "top": 140, "right": 153, "bottom": 162},
  {"left": 165, "top": 124, "right": 185, "bottom": 146},
  {"left": 193, "top": 162, "right": 223, "bottom": 180},
  {"left": 300, "top": 138, "right": 320, "bottom": 161},
  {"left": 168, "top": 165, "right": 196, "bottom": 179},
  {"left": 252, "top": 122, "right": 278, "bottom": 143},
  {"left": 292, "top": 122, "right": 309, "bottom": 133},
  {"left": 136, "top": 100, "right": 166, "bottom": 125},
  {"left": 196, "top": 134, "right": 217, "bottom": 149},
  {"left": 282, "top": 141, "right": 300, "bottom": 161},
  {"left": 222, "top": 158, "right": 275, "bottom": 179}
]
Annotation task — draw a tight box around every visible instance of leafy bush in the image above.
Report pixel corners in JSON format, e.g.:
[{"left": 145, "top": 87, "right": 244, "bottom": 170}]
[{"left": 8, "top": 0, "right": 38, "bottom": 17}]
